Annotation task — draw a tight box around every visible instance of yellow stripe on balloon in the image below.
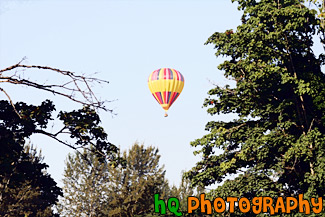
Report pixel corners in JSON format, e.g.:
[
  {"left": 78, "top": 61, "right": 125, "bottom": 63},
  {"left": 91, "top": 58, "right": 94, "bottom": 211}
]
[{"left": 148, "top": 80, "right": 184, "bottom": 94}]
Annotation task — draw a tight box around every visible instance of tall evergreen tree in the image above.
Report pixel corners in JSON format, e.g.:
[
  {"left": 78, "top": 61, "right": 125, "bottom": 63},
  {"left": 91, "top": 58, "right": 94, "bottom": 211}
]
[
  {"left": 168, "top": 173, "right": 206, "bottom": 217},
  {"left": 58, "top": 148, "right": 111, "bottom": 217},
  {"left": 59, "top": 143, "right": 168, "bottom": 217},
  {"left": 1, "top": 144, "right": 61, "bottom": 217},
  {"left": 186, "top": 0, "right": 325, "bottom": 216},
  {"left": 107, "top": 143, "right": 166, "bottom": 217}
]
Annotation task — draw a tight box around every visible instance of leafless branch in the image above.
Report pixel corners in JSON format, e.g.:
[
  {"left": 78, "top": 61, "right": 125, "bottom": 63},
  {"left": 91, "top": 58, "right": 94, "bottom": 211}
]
[
  {"left": 35, "top": 129, "right": 78, "bottom": 151},
  {"left": 226, "top": 123, "right": 247, "bottom": 137},
  {"left": 35, "top": 128, "right": 109, "bottom": 166},
  {"left": 38, "top": 125, "right": 112, "bottom": 158},
  {"left": 0, "top": 59, "right": 112, "bottom": 113}
]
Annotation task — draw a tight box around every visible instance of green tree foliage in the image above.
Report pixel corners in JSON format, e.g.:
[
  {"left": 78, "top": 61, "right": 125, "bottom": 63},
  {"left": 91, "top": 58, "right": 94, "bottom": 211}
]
[
  {"left": 303, "top": 0, "right": 325, "bottom": 21},
  {"left": 58, "top": 143, "right": 167, "bottom": 216},
  {"left": 0, "top": 61, "right": 117, "bottom": 161},
  {"left": 168, "top": 174, "right": 206, "bottom": 217},
  {"left": 0, "top": 59, "right": 116, "bottom": 216},
  {"left": 59, "top": 143, "right": 209, "bottom": 217},
  {"left": 0, "top": 99, "right": 118, "bottom": 216},
  {"left": 302, "top": 0, "right": 325, "bottom": 46},
  {"left": 0, "top": 101, "right": 62, "bottom": 216},
  {"left": 58, "top": 148, "right": 111, "bottom": 217},
  {"left": 185, "top": 0, "right": 325, "bottom": 216},
  {"left": 108, "top": 143, "right": 166, "bottom": 217}
]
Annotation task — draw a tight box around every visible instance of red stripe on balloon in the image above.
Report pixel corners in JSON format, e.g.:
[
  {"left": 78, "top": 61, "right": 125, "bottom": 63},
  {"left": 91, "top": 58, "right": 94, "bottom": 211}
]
[
  {"left": 155, "top": 92, "right": 163, "bottom": 104},
  {"left": 175, "top": 70, "right": 180, "bottom": 80},
  {"left": 151, "top": 70, "right": 158, "bottom": 81},
  {"left": 152, "top": 93, "right": 160, "bottom": 103},
  {"left": 169, "top": 92, "right": 177, "bottom": 105},
  {"left": 170, "top": 92, "right": 180, "bottom": 106},
  {"left": 163, "top": 91, "right": 171, "bottom": 104},
  {"left": 167, "top": 91, "right": 171, "bottom": 104}
]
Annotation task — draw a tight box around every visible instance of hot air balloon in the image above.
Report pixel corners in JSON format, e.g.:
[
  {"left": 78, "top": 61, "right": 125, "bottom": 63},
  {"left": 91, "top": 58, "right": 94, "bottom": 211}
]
[{"left": 148, "top": 68, "right": 184, "bottom": 117}]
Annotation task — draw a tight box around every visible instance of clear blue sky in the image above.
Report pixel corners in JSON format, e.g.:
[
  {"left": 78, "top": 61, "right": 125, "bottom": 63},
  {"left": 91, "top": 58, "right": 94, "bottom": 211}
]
[{"left": 1, "top": 0, "right": 244, "bottom": 186}]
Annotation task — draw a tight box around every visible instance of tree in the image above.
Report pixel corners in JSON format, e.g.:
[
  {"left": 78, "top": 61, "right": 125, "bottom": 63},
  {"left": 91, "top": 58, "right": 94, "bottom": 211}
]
[
  {"left": 107, "top": 143, "right": 167, "bottom": 217},
  {"left": 0, "top": 99, "right": 119, "bottom": 216},
  {"left": 0, "top": 60, "right": 119, "bottom": 216},
  {"left": 57, "top": 148, "right": 112, "bottom": 217},
  {"left": 303, "top": 0, "right": 325, "bottom": 47},
  {"left": 59, "top": 144, "right": 207, "bottom": 217},
  {"left": 0, "top": 101, "right": 62, "bottom": 216},
  {"left": 185, "top": 0, "right": 325, "bottom": 216},
  {"left": 0, "top": 60, "right": 118, "bottom": 160},
  {"left": 0, "top": 58, "right": 119, "bottom": 155},
  {"left": 59, "top": 143, "right": 168, "bottom": 216},
  {"left": 168, "top": 173, "right": 206, "bottom": 217},
  {"left": 303, "top": 0, "right": 325, "bottom": 24}
]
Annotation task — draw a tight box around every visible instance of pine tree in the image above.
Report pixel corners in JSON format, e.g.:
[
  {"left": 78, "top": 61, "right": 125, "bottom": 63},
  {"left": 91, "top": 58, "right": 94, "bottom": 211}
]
[
  {"left": 58, "top": 148, "right": 111, "bottom": 217},
  {"left": 107, "top": 143, "right": 166, "bottom": 217},
  {"left": 0, "top": 142, "right": 61, "bottom": 216},
  {"left": 59, "top": 143, "right": 167, "bottom": 217},
  {"left": 186, "top": 0, "right": 325, "bottom": 216},
  {"left": 169, "top": 173, "right": 206, "bottom": 217}
]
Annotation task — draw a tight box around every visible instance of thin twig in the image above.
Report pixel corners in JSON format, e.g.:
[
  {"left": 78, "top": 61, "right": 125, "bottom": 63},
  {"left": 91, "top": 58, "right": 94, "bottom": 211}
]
[{"left": 0, "top": 61, "right": 112, "bottom": 112}]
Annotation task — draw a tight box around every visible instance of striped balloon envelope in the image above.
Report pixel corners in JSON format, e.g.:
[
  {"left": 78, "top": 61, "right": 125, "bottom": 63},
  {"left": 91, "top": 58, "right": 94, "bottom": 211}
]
[{"left": 148, "top": 68, "right": 184, "bottom": 117}]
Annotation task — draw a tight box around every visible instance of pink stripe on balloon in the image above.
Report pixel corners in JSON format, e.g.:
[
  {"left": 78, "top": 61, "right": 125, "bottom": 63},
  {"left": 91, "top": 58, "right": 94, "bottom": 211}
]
[
  {"left": 155, "top": 92, "right": 163, "bottom": 104},
  {"left": 165, "top": 68, "right": 169, "bottom": 80},
  {"left": 169, "top": 92, "right": 177, "bottom": 105},
  {"left": 152, "top": 93, "right": 160, "bottom": 103},
  {"left": 170, "top": 92, "right": 180, "bottom": 106},
  {"left": 175, "top": 70, "right": 180, "bottom": 80}
]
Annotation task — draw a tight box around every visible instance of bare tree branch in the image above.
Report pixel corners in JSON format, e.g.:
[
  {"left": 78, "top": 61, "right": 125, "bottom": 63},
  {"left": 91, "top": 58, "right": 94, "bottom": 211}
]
[
  {"left": 34, "top": 129, "right": 78, "bottom": 151},
  {"left": 34, "top": 128, "right": 112, "bottom": 166},
  {"left": 0, "top": 59, "right": 112, "bottom": 113}
]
